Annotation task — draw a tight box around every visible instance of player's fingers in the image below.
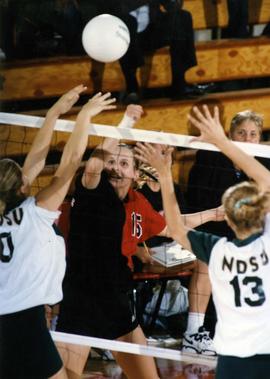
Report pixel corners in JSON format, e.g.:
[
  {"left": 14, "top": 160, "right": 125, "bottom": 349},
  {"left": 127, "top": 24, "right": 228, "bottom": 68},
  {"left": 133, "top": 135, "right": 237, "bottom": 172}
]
[
  {"left": 99, "top": 92, "right": 113, "bottom": 100},
  {"left": 165, "top": 146, "right": 174, "bottom": 154},
  {"left": 213, "top": 106, "right": 220, "bottom": 122},
  {"left": 90, "top": 92, "right": 103, "bottom": 101},
  {"left": 73, "top": 84, "right": 87, "bottom": 94},
  {"left": 134, "top": 145, "right": 151, "bottom": 159},
  {"left": 187, "top": 114, "right": 204, "bottom": 130},
  {"left": 135, "top": 142, "right": 148, "bottom": 152},
  {"left": 144, "top": 142, "right": 157, "bottom": 154},
  {"left": 103, "top": 97, "right": 117, "bottom": 105},
  {"left": 192, "top": 106, "right": 208, "bottom": 123},
  {"left": 134, "top": 153, "right": 148, "bottom": 164},
  {"left": 202, "top": 105, "right": 213, "bottom": 120},
  {"left": 103, "top": 104, "right": 117, "bottom": 110}
]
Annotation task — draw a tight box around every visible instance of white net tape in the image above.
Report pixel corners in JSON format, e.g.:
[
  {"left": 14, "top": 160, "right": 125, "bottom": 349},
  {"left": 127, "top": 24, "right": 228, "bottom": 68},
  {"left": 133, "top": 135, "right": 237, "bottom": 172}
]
[
  {"left": 51, "top": 331, "right": 217, "bottom": 367},
  {"left": 1, "top": 112, "right": 270, "bottom": 158}
]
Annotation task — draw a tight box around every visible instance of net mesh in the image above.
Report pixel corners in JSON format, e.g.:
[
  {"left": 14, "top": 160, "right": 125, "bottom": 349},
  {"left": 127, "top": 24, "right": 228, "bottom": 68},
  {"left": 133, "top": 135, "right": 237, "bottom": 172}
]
[{"left": 1, "top": 113, "right": 270, "bottom": 372}]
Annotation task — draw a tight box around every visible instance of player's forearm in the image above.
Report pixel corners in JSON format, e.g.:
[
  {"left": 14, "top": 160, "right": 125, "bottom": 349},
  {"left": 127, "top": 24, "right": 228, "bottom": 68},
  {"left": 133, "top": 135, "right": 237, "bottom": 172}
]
[
  {"left": 158, "top": 171, "right": 188, "bottom": 245},
  {"left": 56, "top": 110, "right": 90, "bottom": 177},
  {"left": 37, "top": 110, "right": 90, "bottom": 210},
  {"left": 183, "top": 208, "right": 221, "bottom": 228},
  {"left": 22, "top": 110, "right": 59, "bottom": 184},
  {"left": 85, "top": 137, "right": 119, "bottom": 177}
]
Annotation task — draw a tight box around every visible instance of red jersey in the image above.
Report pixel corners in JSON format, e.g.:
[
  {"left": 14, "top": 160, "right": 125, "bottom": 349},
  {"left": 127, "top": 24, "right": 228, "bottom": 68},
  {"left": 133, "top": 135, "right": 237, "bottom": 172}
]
[{"left": 122, "top": 188, "right": 166, "bottom": 267}]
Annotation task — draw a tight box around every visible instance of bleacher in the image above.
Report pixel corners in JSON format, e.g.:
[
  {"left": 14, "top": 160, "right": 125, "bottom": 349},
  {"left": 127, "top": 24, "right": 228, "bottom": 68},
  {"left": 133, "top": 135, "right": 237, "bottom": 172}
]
[
  {"left": 1, "top": 36, "right": 270, "bottom": 101},
  {"left": 183, "top": 0, "right": 270, "bottom": 30}
]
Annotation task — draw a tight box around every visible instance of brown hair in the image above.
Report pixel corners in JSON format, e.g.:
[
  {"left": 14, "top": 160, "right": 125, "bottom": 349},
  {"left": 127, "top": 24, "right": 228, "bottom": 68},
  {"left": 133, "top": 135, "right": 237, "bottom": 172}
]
[
  {"left": 229, "top": 110, "right": 263, "bottom": 138},
  {"left": 0, "top": 159, "right": 24, "bottom": 215},
  {"left": 222, "top": 181, "right": 268, "bottom": 233}
]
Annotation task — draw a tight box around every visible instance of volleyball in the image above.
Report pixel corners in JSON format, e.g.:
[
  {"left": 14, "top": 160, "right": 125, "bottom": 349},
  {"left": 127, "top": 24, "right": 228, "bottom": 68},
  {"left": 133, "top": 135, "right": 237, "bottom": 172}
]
[{"left": 82, "top": 14, "right": 130, "bottom": 63}]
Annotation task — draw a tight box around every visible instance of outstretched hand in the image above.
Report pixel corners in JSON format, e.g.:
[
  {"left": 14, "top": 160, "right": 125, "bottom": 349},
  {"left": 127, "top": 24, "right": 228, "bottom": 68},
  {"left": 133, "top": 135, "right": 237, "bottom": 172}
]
[
  {"left": 188, "top": 105, "right": 227, "bottom": 146},
  {"left": 50, "top": 84, "right": 87, "bottom": 116},
  {"left": 118, "top": 104, "right": 143, "bottom": 129},
  {"left": 126, "top": 104, "right": 143, "bottom": 122},
  {"left": 81, "top": 92, "right": 116, "bottom": 118},
  {"left": 134, "top": 143, "right": 173, "bottom": 176}
]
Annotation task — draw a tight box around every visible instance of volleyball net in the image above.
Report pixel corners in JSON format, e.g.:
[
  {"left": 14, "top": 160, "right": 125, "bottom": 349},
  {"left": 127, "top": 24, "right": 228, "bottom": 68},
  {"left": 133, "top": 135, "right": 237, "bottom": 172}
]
[{"left": 1, "top": 111, "right": 270, "bottom": 371}]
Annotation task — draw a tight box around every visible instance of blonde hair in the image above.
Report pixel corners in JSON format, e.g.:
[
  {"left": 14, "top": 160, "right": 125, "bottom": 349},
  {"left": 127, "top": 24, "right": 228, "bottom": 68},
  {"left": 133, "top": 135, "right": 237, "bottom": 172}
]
[
  {"left": 222, "top": 181, "right": 268, "bottom": 233},
  {"left": 0, "top": 159, "right": 23, "bottom": 215},
  {"left": 229, "top": 110, "right": 263, "bottom": 138}
]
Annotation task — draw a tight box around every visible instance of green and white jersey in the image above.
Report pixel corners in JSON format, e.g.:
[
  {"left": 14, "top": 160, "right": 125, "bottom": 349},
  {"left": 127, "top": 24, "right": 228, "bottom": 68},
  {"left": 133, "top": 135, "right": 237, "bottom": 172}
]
[
  {"left": 188, "top": 213, "right": 270, "bottom": 357},
  {"left": 0, "top": 197, "right": 66, "bottom": 315}
]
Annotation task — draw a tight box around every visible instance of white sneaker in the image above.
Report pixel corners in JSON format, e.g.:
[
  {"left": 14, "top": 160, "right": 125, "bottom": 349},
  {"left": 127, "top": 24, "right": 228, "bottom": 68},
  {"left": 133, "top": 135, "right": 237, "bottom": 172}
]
[{"left": 182, "top": 327, "right": 217, "bottom": 356}]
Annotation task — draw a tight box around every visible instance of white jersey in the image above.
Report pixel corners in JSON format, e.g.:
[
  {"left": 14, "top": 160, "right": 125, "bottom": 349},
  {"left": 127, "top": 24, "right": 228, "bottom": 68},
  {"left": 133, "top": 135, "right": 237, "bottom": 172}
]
[
  {"left": 188, "top": 213, "right": 270, "bottom": 357},
  {"left": 0, "top": 197, "right": 66, "bottom": 315}
]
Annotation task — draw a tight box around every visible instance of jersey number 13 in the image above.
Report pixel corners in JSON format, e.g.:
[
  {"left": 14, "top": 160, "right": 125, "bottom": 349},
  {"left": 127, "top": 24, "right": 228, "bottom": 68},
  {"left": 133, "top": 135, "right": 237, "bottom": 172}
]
[{"left": 229, "top": 275, "right": 266, "bottom": 307}]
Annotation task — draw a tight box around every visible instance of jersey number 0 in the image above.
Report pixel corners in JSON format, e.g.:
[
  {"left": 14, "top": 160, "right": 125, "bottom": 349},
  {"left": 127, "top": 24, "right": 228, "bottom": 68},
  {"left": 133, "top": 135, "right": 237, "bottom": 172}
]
[{"left": 0, "top": 232, "right": 14, "bottom": 262}]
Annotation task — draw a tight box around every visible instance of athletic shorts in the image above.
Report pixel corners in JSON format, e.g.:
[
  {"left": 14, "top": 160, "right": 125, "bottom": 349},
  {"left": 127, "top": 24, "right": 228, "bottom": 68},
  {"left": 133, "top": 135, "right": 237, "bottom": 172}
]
[
  {"left": 216, "top": 354, "right": 270, "bottom": 379},
  {"left": 0, "top": 305, "right": 63, "bottom": 379},
  {"left": 57, "top": 286, "right": 139, "bottom": 340}
]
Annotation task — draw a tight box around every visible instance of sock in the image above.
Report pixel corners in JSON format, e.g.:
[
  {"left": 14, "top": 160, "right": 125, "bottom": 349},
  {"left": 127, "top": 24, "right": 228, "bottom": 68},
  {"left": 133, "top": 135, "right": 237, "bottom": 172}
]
[{"left": 186, "top": 312, "right": 205, "bottom": 334}]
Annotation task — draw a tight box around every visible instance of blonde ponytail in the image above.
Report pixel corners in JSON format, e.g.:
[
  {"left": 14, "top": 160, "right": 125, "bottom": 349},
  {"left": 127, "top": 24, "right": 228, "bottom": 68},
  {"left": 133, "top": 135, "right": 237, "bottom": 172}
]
[{"left": 0, "top": 159, "right": 23, "bottom": 215}]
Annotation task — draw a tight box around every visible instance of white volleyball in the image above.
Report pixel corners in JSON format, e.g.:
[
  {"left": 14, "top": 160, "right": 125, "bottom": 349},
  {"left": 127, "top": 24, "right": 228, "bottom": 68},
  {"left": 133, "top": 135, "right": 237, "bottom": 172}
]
[{"left": 82, "top": 14, "right": 130, "bottom": 63}]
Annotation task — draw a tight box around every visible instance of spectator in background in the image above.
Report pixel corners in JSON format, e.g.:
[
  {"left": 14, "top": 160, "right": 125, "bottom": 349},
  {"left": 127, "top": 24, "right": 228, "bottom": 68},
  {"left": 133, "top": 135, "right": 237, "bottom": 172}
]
[
  {"left": 186, "top": 109, "right": 270, "bottom": 239},
  {"left": 82, "top": 0, "right": 201, "bottom": 103},
  {"left": 2, "top": 0, "right": 203, "bottom": 102},
  {"left": 2, "top": 0, "right": 84, "bottom": 59},
  {"left": 120, "top": 0, "right": 201, "bottom": 102},
  {"left": 222, "top": 0, "right": 250, "bottom": 38},
  {"left": 0, "top": 0, "right": 14, "bottom": 59},
  {"left": 262, "top": 22, "right": 270, "bottom": 36}
]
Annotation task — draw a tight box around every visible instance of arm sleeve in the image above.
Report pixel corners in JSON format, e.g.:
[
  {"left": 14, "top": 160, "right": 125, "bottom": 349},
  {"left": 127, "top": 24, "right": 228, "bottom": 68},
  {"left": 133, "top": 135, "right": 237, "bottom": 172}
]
[{"left": 187, "top": 229, "right": 220, "bottom": 264}]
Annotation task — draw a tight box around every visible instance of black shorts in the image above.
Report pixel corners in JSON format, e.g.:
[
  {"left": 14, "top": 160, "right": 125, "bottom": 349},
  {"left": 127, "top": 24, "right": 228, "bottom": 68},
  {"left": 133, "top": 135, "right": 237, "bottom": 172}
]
[
  {"left": 0, "top": 305, "right": 63, "bottom": 379},
  {"left": 57, "top": 286, "right": 139, "bottom": 340},
  {"left": 216, "top": 354, "right": 270, "bottom": 379}
]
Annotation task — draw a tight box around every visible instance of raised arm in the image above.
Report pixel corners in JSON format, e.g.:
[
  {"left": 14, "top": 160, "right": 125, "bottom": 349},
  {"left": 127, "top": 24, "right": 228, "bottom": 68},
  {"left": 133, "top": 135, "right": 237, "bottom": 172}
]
[
  {"left": 135, "top": 143, "right": 192, "bottom": 250},
  {"left": 22, "top": 85, "right": 87, "bottom": 188},
  {"left": 83, "top": 104, "right": 143, "bottom": 189},
  {"left": 35, "top": 92, "right": 116, "bottom": 211},
  {"left": 189, "top": 105, "right": 270, "bottom": 192}
]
